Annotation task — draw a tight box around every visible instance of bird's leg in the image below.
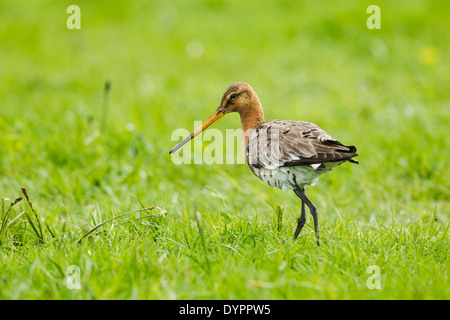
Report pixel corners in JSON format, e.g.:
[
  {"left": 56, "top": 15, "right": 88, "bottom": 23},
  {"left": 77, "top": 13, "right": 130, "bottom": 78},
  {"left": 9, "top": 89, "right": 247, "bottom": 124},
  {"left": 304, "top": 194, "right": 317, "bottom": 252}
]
[
  {"left": 293, "top": 187, "right": 320, "bottom": 247},
  {"left": 293, "top": 198, "right": 306, "bottom": 240}
]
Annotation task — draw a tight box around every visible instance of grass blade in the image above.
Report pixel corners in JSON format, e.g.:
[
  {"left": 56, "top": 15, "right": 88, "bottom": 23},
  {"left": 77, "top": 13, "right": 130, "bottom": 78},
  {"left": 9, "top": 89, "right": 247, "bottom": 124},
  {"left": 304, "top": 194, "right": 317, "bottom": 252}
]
[
  {"left": 21, "top": 187, "right": 44, "bottom": 243},
  {"left": 77, "top": 207, "right": 162, "bottom": 243},
  {"left": 195, "top": 210, "right": 211, "bottom": 273},
  {"left": 0, "top": 197, "right": 23, "bottom": 243}
]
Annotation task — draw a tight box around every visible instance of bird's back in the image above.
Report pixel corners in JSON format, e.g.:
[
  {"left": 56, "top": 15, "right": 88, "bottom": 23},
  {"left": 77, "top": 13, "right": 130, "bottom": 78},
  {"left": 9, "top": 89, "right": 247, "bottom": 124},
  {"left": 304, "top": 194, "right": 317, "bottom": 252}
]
[{"left": 244, "top": 120, "right": 358, "bottom": 190}]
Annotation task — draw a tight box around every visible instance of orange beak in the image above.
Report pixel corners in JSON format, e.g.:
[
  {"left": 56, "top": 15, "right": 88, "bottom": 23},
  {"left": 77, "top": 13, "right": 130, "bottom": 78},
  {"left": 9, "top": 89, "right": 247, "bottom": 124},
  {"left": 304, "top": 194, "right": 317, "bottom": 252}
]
[{"left": 169, "top": 107, "right": 226, "bottom": 154}]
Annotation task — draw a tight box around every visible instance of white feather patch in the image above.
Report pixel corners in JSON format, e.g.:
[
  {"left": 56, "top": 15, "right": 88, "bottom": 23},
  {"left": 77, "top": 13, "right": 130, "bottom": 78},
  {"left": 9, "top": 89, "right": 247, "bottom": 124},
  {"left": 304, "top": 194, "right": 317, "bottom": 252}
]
[{"left": 310, "top": 163, "right": 321, "bottom": 170}]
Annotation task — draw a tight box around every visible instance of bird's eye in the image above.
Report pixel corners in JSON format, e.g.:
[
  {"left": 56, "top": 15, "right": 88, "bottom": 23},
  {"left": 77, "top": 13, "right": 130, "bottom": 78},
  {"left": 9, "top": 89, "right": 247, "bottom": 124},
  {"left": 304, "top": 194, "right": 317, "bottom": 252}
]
[{"left": 230, "top": 93, "right": 237, "bottom": 100}]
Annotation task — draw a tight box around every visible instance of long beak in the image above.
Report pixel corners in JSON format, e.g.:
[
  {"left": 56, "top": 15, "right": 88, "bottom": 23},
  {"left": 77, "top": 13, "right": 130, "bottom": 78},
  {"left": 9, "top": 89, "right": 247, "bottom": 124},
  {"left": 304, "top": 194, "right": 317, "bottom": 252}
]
[{"left": 169, "top": 107, "right": 226, "bottom": 154}]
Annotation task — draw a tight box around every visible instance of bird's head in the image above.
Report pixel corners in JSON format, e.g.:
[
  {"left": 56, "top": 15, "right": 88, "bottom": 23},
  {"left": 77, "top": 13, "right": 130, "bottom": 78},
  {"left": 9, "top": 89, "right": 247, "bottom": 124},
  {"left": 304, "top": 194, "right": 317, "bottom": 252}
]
[
  {"left": 169, "top": 82, "right": 260, "bottom": 154},
  {"left": 218, "top": 82, "right": 258, "bottom": 114}
]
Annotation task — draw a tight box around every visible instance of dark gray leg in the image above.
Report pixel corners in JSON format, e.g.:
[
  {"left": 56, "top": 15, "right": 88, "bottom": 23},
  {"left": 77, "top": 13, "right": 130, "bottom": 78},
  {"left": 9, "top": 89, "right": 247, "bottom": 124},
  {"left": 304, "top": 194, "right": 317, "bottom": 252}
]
[
  {"left": 293, "top": 197, "right": 306, "bottom": 240},
  {"left": 293, "top": 187, "right": 320, "bottom": 247}
]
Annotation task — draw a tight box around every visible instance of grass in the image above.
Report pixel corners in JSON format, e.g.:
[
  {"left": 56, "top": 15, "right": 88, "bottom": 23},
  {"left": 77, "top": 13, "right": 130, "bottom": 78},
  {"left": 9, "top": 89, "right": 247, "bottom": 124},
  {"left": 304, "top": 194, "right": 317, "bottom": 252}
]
[{"left": 0, "top": 0, "right": 449, "bottom": 299}]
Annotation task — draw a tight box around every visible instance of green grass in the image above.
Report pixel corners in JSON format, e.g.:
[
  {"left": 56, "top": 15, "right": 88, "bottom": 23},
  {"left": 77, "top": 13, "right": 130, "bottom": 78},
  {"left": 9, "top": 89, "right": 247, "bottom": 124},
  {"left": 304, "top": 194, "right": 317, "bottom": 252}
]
[{"left": 0, "top": 0, "right": 449, "bottom": 299}]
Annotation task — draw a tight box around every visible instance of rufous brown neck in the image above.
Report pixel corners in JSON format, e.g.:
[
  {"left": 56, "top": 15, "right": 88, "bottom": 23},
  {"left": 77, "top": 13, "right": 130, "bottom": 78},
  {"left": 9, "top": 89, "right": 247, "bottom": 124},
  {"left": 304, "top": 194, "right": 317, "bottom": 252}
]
[{"left": 239, "top": 99, "right": 265, "bottom": 141}]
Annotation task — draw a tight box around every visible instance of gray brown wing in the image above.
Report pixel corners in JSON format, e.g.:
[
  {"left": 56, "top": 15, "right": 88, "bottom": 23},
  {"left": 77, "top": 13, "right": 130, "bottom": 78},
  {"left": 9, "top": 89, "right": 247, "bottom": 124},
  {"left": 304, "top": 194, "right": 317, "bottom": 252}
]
[{"left": 247, "top": 120, "right": 359, "bottom": 169}]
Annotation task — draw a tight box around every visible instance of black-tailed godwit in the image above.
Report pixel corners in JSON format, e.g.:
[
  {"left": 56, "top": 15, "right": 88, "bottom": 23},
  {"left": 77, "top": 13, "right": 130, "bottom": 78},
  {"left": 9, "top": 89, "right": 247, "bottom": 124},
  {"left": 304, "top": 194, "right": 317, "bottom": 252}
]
[{"left": 169, "top": 82, "right": 359, "bottom": 246}]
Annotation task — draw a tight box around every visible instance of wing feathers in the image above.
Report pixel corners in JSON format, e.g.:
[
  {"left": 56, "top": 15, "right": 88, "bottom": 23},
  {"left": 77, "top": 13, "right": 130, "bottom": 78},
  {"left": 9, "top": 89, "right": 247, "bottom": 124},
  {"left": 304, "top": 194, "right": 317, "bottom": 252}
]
[{"left": 248, "top": 120, "right": 359, "bottom": 168}]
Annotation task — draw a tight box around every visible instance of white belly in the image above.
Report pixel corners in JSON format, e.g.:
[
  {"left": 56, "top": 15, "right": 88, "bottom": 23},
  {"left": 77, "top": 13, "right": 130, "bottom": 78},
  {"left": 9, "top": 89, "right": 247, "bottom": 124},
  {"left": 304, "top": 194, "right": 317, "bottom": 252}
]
[{"left": 250, "top": 162, "right": 343, "bottom": 190}]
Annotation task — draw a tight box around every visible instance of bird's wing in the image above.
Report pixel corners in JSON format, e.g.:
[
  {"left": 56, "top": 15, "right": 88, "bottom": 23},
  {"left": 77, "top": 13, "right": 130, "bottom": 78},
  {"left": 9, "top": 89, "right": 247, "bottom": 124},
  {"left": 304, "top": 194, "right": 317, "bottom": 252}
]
[{"left": 247, "top": 120, "right": 359, "bottom": 169}]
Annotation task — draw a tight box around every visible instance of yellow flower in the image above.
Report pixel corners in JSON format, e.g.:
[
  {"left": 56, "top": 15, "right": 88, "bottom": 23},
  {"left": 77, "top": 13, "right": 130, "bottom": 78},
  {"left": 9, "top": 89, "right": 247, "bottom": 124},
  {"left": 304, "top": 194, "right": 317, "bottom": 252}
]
[{"left": 418, "top": 47, "right": 440, "bottom": 66}]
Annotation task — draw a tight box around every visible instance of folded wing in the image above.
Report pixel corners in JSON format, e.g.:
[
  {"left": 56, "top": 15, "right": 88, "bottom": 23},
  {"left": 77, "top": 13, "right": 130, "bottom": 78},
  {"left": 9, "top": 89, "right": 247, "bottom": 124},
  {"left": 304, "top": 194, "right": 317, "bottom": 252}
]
[{"left": 247, "top": 120, "right": 359, "bottom": 169}]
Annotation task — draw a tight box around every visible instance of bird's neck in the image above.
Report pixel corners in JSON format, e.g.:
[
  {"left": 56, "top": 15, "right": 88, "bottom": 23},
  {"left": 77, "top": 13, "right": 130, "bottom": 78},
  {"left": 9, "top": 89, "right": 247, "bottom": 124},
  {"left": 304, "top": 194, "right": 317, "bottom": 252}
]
[
  {"left": 239, "top": 95, "right": 264, "bottom": 158},
  {"left": 239, "top": 101, "right": 265, "bottom": 143}
]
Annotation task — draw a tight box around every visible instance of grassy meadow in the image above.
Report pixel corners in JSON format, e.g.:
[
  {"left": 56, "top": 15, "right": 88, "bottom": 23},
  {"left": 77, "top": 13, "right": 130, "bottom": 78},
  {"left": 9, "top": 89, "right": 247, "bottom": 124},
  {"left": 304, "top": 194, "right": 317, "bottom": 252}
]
[{"left": 0, "top": 0, "right": 449, "bottom": 299}]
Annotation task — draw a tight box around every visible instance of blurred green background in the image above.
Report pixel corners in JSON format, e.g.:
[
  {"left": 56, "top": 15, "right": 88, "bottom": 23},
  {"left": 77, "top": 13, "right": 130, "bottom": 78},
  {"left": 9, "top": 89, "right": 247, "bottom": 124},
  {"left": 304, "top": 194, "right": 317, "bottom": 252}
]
[{"left": 0, "top": 0, "right": 449, "bottom": 299}]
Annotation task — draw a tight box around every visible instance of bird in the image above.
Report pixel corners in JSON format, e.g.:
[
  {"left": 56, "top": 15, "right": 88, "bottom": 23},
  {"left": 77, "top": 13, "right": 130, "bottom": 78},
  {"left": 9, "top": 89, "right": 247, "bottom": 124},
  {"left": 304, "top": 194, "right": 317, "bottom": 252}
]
[{"left": 169, "top": 82, "right": 358, "bottom": 246}]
